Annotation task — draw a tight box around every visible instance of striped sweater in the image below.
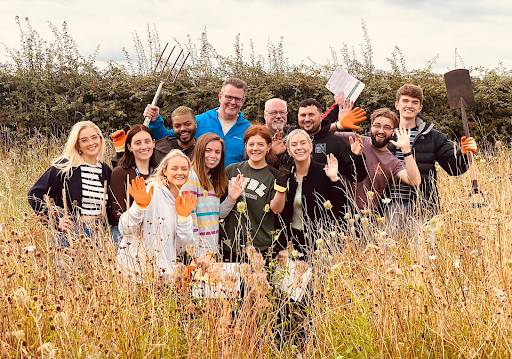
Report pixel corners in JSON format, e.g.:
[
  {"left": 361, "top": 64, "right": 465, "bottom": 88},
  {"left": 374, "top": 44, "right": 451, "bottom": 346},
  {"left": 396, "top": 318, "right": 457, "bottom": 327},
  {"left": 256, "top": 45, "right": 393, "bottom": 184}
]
[{"left": 182, "top": 171, "right": 235, "bottom": 256}]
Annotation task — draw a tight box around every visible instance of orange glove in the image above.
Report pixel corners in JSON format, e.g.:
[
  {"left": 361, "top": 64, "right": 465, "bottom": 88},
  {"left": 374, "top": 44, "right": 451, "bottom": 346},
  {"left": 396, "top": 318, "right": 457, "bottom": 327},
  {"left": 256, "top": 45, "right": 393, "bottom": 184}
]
[
  {"left": 461, "top": 136, "right": 477, "bottom": 155},
  {"left": 175, "top": 191, "right": 197, "bottom": 219},
  {"left": 179, "top": 264, "right": 197, "bottom": 293},
  {"left": 128, "top": 177, "right": 154, "bottom": 208},
  {"left": 336, "top": 107, "right": 367, "bottom": 130},
  {"left": 111, "top": 130, "right": 126, "bottom": 153}
]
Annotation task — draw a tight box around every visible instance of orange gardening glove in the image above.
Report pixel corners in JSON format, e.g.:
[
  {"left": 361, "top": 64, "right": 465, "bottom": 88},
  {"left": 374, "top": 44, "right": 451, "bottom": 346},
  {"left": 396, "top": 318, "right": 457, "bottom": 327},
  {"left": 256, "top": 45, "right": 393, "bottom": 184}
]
[
  {"left": 111, "top": 130, "right": 126, "bottom": 153},
  {"left": 179, "top": 264, "right": 197, "bottom": 293},
  {"left": 461, "top": 136, "right": 477, "bottom": 155},
  {"left": 128, "top": 177, "right": 154, "bottom": 208},
  {"left": 336, "top": 107, "right": 367, "bottom": 130},
  {"left": 175, "top": 191, "right": 197, "bottom": 218}
]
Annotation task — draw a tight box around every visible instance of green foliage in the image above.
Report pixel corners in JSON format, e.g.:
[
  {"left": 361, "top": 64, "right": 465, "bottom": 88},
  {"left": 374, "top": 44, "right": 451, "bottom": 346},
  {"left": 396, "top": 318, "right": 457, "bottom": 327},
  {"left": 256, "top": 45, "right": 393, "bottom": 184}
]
[{"left": 1, "top": 17, "right": 511, "bottom": 142}]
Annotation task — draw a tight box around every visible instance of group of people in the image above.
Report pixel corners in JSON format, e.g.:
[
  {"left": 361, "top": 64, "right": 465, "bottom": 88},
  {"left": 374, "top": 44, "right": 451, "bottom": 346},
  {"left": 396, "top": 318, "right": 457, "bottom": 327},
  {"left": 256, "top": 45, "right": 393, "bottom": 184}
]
[{"left": 28, "top": 77, "right": 478, "bottom": 278}]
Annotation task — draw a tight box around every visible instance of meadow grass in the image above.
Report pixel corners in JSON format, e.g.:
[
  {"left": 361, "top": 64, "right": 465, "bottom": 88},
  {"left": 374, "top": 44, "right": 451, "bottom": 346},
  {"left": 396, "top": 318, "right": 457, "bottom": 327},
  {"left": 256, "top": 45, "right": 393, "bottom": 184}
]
[{"left": 1, "top": 132, "right": 511, "bottom": 358}]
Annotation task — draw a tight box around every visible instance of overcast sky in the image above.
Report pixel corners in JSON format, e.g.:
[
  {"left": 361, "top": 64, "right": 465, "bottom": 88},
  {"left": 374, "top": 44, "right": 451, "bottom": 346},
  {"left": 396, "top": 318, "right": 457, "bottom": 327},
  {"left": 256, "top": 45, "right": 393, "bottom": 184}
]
[{"left": 1, "top": 0, "right": 511, "bottom": 75}]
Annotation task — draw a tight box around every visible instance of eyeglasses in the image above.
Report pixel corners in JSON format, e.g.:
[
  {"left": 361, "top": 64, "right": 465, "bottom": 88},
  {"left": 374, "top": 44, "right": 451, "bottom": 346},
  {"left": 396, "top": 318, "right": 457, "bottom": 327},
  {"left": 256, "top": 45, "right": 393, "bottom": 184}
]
[
  {"left": 372, "top": 124, "right": 394, "bottom": 132},
  {"left": 265, "top": 111, "right": 288, "bottom": 117},
  {"left": 78, "top": 134, "right": 100, "bottom": 144},
  {"left": 221, "top": 94, "right": 244, "bottom": 104}
]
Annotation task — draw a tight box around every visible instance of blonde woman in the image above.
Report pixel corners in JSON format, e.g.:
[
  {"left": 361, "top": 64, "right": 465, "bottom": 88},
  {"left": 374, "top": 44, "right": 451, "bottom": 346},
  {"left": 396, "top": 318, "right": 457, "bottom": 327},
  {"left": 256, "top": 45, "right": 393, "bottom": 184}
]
[
  {"left": 28, "top": 121, "right": 114, "bottom": 245},
  {"left": 117, "top": 150, "right": 199, "bottom": 277}
]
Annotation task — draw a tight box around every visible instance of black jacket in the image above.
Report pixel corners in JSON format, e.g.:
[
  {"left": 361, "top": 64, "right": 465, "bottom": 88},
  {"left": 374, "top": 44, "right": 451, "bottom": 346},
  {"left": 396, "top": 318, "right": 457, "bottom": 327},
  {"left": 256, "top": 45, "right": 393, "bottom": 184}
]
[
  {"left": 387, "top": 115, "right": 469, "bottom": 212},
  {"left": 276, "top": 161, "right": 348, "bottom": 246},
  {"left": 28, "top": 160, "right": 114, "bottom": 226}
]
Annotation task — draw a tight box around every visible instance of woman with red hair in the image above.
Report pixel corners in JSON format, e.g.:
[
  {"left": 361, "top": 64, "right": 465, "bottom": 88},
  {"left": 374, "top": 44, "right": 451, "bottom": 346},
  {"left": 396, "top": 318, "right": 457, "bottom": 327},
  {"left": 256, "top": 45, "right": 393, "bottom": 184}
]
[{"left": 220, "top": 125, "right": 286, "bottom": 262}]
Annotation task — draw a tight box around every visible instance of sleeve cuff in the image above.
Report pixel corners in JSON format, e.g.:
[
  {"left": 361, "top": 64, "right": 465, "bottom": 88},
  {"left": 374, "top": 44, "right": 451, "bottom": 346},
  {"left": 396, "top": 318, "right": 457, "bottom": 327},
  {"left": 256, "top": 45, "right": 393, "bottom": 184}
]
[{"left": 178, "top": 215, "right": 189, "bottom": 222}]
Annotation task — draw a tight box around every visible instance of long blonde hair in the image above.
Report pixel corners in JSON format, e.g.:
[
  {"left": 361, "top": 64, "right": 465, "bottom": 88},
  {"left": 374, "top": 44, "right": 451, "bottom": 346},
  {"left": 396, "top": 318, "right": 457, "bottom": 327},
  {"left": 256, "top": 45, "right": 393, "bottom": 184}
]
[
  {"left": 150, "top": 150, "right": 191, "bottom": 187},
  {"left": 53, "top": 121, "right": 105, "bottom": 177}
]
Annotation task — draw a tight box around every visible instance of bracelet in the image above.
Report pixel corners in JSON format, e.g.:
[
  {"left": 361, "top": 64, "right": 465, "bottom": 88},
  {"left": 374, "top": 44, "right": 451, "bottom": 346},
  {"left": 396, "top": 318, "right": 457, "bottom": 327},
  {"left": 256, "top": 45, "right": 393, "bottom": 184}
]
[
  {"left": 336, "top": 121, "right": 343, "bottom": 130},
  {"left": 402, "top": 151, "right": 413, "bottom": 158}
]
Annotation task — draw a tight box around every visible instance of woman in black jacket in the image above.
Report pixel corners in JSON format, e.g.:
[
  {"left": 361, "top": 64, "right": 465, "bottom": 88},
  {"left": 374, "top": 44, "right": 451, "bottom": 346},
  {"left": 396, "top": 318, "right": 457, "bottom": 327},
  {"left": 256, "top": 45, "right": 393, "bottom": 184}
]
[
  {"left": 277, "top": 129, "right": 361, "bottom": 256},
  {"left": 28, "top": 120, "right": 114, "bottom": 246}
]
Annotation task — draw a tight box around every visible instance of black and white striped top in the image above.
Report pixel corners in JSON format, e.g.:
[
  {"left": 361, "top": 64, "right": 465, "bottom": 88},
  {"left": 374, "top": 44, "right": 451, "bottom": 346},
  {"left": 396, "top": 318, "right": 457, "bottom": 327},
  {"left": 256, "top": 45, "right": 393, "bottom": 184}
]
[{"left": 80, "top": 163, "right": 107, "bottom": 217}]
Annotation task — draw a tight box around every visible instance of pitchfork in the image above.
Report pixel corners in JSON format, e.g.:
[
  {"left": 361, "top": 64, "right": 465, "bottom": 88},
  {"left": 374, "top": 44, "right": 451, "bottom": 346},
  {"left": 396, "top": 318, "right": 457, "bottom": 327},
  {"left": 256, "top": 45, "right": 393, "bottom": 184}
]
[{"left": 143, "top": 43, "right": 190, "bottom": 126}]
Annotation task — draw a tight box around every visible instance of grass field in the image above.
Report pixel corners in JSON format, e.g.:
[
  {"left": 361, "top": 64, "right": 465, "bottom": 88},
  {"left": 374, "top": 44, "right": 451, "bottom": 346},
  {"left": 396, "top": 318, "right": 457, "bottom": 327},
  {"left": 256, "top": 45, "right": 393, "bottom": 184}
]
[{"left": 1, "top": 130, "right": 511, "bottom": 358}]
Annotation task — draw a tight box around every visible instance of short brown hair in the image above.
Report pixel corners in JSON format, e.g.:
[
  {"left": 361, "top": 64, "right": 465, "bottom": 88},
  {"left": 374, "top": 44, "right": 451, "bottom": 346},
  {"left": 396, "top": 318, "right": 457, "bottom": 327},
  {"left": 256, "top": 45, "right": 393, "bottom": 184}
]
[
  {"left": 171, "top": 106, "right": 196, "bottom": 120},
  {"left": 370, "top": 108, "right": 399, "bottom": 128},
  {"left": 396, "top": 84, "right": 424, "bottom": 104},
  {"left": 221, "top": 78, "right": 247, "bottom": 95}
]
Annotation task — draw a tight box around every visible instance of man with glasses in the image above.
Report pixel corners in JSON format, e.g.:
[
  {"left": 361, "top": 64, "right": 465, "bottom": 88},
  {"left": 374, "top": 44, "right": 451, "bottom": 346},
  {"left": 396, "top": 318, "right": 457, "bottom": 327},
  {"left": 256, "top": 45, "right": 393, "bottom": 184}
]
[
  {"left": 332, "top": 108, "right": 421, "bottom": 212},
  {"left": 144, "top": 78, "right": 250, "bottom": 166}
]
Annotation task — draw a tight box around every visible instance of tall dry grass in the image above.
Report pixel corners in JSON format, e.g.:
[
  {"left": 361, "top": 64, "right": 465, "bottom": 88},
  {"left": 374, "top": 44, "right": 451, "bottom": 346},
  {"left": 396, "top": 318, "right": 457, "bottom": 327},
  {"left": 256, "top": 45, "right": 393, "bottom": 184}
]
[{"left": 1, "top": 131, "right": 511, "bottom": 358}]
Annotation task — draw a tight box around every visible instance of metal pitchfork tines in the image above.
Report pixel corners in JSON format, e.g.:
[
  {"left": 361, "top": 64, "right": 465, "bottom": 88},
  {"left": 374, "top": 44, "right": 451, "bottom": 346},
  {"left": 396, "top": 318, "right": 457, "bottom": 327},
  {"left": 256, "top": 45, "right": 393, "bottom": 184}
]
[{"left": 143, "top": 43, "right": 190, "bottom": 126}]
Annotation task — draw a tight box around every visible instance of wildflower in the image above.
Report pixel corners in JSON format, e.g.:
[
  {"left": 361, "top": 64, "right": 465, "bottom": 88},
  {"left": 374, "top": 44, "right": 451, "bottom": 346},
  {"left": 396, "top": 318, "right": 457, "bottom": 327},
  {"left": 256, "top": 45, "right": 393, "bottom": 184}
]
[
  {"left": 54, "top": 312, "right": 69, "bottom": 327},
  {"left": 344, "top": 213, "right": 351, "bottom": 220},
  {"left": 174, "top": 263, "right": 187, "bottom": 278},
  {"left": 263, "top": 204, "right": 270, "bottom": 212},
  {"left": 469, "top": 249, "right": 479, "bottom": 258},
  {"left": 385, "top": 266, "right": 403, "bottom": 277},
  {"left": 237, "top": 202, "right": 246, "bottom": 213},
  {"left": 316, "top": 238, "right": 324, "bottom": 248},
  {"left": 319, "top": 228, "right": 324, "bottom": 235},
  {"left": 349, "top": 219, "right": 355, "bottom": 225},
  {"left": 382, "top": 198, "right": 391, "bottom": 204},
  {"left": 323, "top": 200, "right": 333, "bottom": 210},
  {"left": 505, "top": 259, "right": 512, "bottom": 268},
  {"left": 246, "top": 245, "right": 257, "bottom": 261},
  {"left": 366, "top": 191, "right": 374, "bottom": 200},
  {"left": 14, "top": 287, "right": 29, "bottom": 304},
  {"left": 350, "top": 226, "right": 356, "bottom": 233},
  {"left": 361, "top": 217, "right": 369, "bottom": 227},
  {"left": 454, "top": 260, "right": 460, "bottom": 269},
  {"left": 331, "top": 264, "right": 342, "bottom": 273},
  {"left": 291, "top": 250, "right": 299, "bottom": 258},
  {"left": 23, "top": 245, "right": 36, "bottom": 252},
  {"left": 251, "top": 253, "right": 265, "bottom": 273},
  {"left": 239, "top": 263, "right": 252, "bottom": 279},
  {"left": 185, "top": 243, "right": 195, "bottom": 257},
  {"left": 376, "top": 216, "right": 386, "bottom": 224},
  {"left": 496, "top": 140, "right": 502, "bottom": 150},
  {"left": 428, "top": 255, "right": 437, "bottom": 260},
  {"left": 12, "top": 330, "right": 24, "bottom": 340},
  {"left": 378, "top": 230, "right": 387, "bottom": 237},
  {"left": 361, "top": 209, "right": 371, "bottom": 216},
  {"left": 295, "top": 261, "right": 309, "bottom": 278}
]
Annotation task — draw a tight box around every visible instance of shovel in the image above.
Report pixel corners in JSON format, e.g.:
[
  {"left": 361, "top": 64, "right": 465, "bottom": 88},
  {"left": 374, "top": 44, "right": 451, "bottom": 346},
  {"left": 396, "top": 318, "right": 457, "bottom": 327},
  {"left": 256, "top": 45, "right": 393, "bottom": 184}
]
[{"left": 443, "top": 69, "right": 487, "bottom": 207}]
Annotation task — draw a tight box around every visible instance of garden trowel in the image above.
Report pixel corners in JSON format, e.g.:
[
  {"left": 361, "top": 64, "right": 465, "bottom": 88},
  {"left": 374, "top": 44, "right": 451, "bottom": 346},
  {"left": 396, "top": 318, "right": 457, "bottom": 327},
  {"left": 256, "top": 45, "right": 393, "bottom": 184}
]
[{"left": 443, "top": 69, "right": 487, "bottom": 207}]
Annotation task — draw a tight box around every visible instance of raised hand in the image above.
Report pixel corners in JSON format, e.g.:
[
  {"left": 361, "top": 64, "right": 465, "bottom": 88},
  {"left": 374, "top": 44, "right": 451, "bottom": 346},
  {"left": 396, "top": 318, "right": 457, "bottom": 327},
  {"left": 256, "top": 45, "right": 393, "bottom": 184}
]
[
  {"left": 336, "top": 91, "right": 354, "bottom": 122},
  {"left": 227, "top": 174, "right": 245, "bottom": 202},
  {"left": 461, "top": 136, "right": 477, "bottom": 155},
  {"left": 176, "top": 191, "right": 197, "bottom": 218},
  {"left": 110, "top": 130, "right": 126, "bottom": 151},
  {"left": 389, "top": 127, "right": 412, "bottom": 152},
  {"left": 268, "top": 166, "right": 290, "bottom": 192},
  {"left": 349, "top": 133, "right": 364, "bottom": 156},
  {"left": 323, "top": 153, "right": 340, "bottom": 181},
  {"left": 143, "top": 105, "right": 160, "bottom": 122},
  {"left": 336, "top": 107, "right": 366, "bottom": 130},
  {"left": 271, "top": 130, "right": 287, "bottom": 155},
  {"left": 128, "top": 177, "right": 154, "bottom": 208}
]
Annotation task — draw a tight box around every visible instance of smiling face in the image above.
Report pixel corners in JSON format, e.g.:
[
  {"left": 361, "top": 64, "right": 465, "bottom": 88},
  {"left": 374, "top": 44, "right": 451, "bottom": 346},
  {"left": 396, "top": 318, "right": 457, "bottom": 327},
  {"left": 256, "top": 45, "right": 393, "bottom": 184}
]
[
  {"left": 298, "top": 105, "right": 323, "bottom": 135},
  {"left": 164, "top": 156, "right": 190, "bottom": 190},
  {"left": 77, "top": 127, "right": 102, "bottom": 160},
  {"left": 127, "top": 130, "right": 155, "bottom": 162},
  {"left": 245, "top": 134, "right": 271, "bottom": 165},
  {"left": 370, "top": 116, "right": 395, "bottom": 149},
  {"left": 204, "top": 140, "right": 223, "bottom": 170},
  {"left": 395, "top": 95, "right": 423, "bottom": 122},
  {"left": 172, "top": 113, "right": 197, "bottom": 146},
  {"left": 287, "top": 132, "right": 313, "bottom": 163},
  {"left": 218, "top": 84, "right": 245, "bottom": 121},
  {"left": 264, "top": 99, "right": 288, "bottom": 133}
]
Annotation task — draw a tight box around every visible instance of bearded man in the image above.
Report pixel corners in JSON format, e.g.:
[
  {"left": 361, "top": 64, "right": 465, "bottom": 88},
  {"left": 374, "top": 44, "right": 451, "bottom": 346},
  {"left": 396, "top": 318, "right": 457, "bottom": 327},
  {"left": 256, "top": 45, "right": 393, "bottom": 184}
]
[{"left": 333, "top": 108, "right": 421, "bottom": 212}]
